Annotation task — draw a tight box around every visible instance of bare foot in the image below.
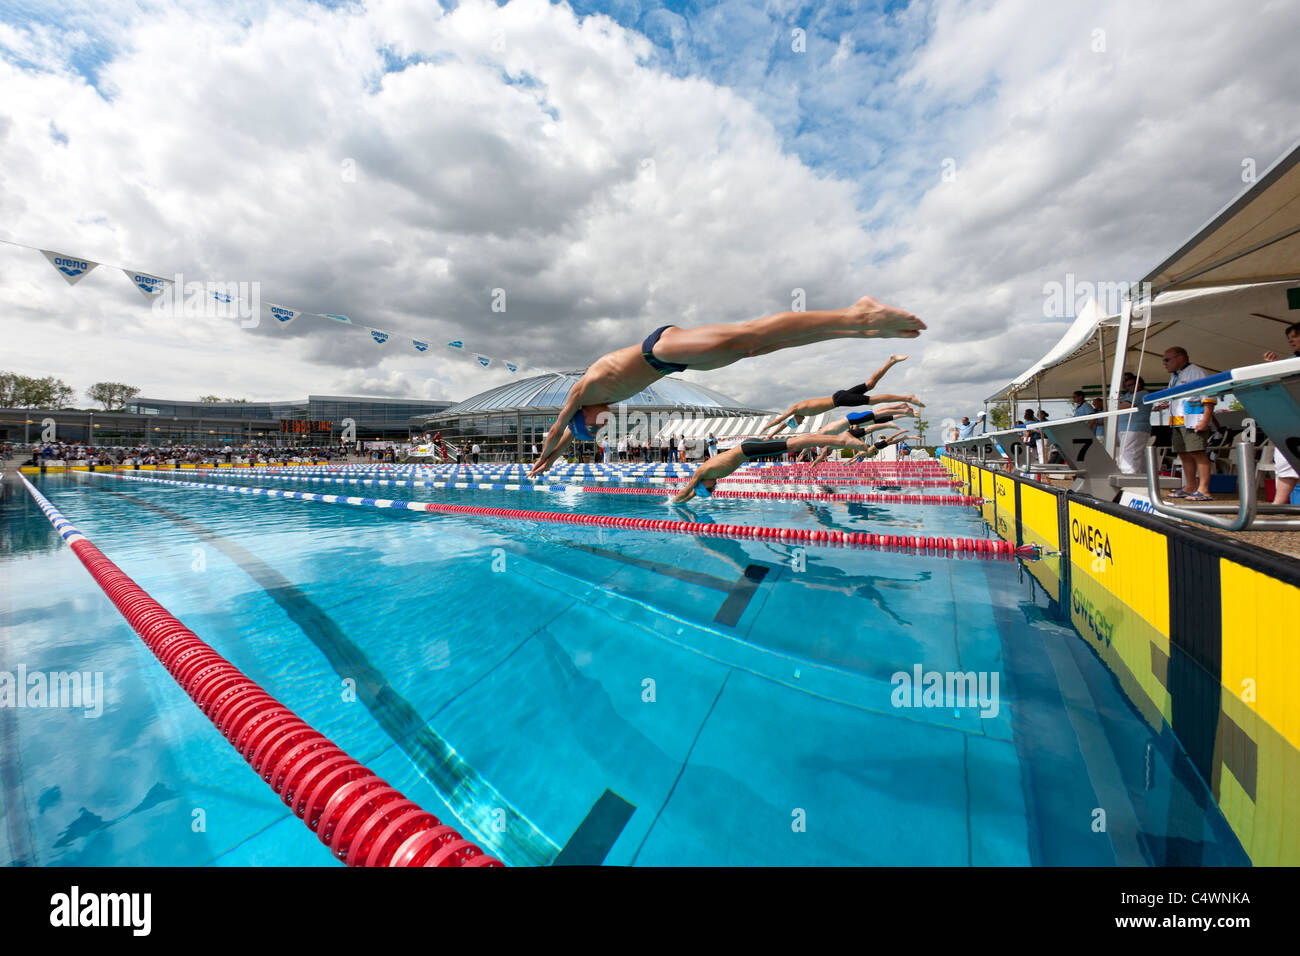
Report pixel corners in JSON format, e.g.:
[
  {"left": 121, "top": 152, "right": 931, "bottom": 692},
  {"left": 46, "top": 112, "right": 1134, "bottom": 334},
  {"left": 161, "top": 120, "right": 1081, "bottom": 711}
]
[
  {"left": 889, "top": 354, "right": 909, "bottom": 363},
  {"left": 849, "top": 297, "right": 927, "bottom": 336}
]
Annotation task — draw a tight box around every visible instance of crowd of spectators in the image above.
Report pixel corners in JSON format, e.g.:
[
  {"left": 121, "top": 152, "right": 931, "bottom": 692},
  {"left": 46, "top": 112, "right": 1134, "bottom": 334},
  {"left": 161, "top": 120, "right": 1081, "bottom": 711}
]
[{"left": 11, "top": 441, "right": 351, "bottom": 467}]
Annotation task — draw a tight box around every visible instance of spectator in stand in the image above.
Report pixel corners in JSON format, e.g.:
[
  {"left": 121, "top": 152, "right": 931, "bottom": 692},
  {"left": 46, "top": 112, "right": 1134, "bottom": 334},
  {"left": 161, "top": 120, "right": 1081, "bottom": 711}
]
[
  {"left": 1090, "top": 398, "right": 1105, "bottom": 439},
  {"left": 1071, "top": 391, "right": 1091, "bottom": 417},
  {"left": 1019, "top": 409, "right": 1038, "bottom": 462},
  {"left": 1155, "top": 346, "right": 1217, "bottom": 501},
  {"left": 1116, "top": 373, "right": 1151, "bottom": 475},
  {"left": 956, "top": 414, "right": 987, "bottom": 439},
  {"left": 1262, "top": 322, "right": 1300, "bottom": 504}
]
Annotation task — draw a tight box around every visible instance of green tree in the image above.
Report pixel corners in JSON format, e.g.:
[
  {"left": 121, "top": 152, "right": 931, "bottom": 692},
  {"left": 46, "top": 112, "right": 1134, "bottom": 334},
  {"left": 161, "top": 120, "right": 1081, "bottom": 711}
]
[
  {"left": 1, "top": 373, "right": 76, "bottom": 408},
  {"left": 87, "top": 382, "right": 141, "bottom": 410},
  {"left": 0, "top": 372, "right": 18, "bottom": 407},
  {"left": 914, "top": 415, "right": 931, "bottom": 445},
  {"left": 989, "top": 401, "right": 1012, "bottom": 430},
  {"left": 51, "top": 380, "right": 76, "bottom": 408}
]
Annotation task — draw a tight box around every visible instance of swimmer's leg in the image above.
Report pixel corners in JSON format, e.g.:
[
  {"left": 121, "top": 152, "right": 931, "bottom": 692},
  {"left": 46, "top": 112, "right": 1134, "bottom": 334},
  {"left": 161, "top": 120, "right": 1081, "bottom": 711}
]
[
  {"left": 651, "top": 298, "right": 925, "bottom": 371},
  {"left": 862, "top": 353, "right": 908, "bottom": 391}
]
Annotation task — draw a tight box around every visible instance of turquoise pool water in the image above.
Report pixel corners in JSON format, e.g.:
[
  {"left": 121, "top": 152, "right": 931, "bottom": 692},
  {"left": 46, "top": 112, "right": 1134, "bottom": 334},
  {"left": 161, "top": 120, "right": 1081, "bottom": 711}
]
[{"left": 0, "top": 469, "right": 1250, "bottom": 866}]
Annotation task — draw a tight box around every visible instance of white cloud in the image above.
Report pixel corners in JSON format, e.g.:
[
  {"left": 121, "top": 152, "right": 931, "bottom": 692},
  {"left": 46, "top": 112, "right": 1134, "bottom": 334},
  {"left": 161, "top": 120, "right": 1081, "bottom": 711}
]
[{"left": 0, "top": 0, "right": 1297, "bottom": 432}]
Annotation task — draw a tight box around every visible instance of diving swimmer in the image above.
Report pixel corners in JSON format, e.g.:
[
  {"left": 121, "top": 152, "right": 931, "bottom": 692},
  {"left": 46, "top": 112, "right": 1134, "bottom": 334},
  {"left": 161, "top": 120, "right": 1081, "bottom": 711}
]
[
  {"left": 758, "top": 355, "right": 924, "bottom": 439},
  {"left": 813, "top": 431, "right": 920, "bottom": 467},
  {"left": 672, "top": 429, "right": 901, "bottom": 503},
  {"left": 526, "top": 296, "right": 927, "bottom": 477}
]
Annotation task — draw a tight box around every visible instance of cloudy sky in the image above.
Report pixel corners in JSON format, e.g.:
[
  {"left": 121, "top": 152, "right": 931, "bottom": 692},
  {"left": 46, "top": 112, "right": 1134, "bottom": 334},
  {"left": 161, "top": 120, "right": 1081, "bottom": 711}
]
[{"left": 1, "top": 0, "right": 1296, "bottom": 432}]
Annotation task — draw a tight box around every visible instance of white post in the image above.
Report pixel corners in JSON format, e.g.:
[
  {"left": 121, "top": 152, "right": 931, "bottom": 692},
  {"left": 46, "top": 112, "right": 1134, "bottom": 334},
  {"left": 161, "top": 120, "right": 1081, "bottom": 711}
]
[{"left": 1103, "top": 297, "right": 1133, "bottom": 457}]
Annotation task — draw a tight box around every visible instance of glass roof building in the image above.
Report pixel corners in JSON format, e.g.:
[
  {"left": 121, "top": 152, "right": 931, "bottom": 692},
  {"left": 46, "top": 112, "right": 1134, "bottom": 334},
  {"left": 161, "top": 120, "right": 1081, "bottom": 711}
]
[{"left": 420, "top": 371, "right": 768, "bottom": 461}]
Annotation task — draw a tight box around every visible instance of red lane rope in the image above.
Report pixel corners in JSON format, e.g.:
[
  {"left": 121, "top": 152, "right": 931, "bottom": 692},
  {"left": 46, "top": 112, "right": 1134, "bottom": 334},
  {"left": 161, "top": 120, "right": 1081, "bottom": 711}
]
[
  {"left": 581, "top": 487, "right": 984, "bottom": 505},
  {"left": 702, "top": 477, "right": 961, "bottom": 486},
  {"left": 412, "top": 499, "right": 1027, "bottom": 559},
  {"left": 20, "top": 476, "right": 501, "bottom": 868},
  {"left": 89, "top": 470, "right": 1029, "bottom": 560}
]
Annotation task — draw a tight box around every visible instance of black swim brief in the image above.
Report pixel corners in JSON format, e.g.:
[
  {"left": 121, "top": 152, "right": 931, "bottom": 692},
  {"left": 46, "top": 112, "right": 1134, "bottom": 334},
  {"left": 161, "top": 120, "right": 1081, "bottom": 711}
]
[
  {"left": 832, "top": 383, "right": 872, "bottom": 407},
  {"left": 642, "top": 326, "right": 689, "bottom": 375},
  {"left": 740, "top": 439, "right": 788, "bottom": 458}
]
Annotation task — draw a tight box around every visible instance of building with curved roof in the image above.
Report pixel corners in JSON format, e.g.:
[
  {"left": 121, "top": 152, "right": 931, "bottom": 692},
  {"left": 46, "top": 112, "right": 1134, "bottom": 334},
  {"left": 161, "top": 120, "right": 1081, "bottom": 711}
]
[{"left": 420, "top": 370, "right": 768, "bottom": 461}]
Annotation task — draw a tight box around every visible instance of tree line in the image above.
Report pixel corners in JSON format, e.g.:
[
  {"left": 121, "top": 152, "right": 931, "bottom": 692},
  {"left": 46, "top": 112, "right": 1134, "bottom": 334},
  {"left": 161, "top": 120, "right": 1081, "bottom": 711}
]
[{"left": 2, "top": 372, "right": 247, "bottom": 410}]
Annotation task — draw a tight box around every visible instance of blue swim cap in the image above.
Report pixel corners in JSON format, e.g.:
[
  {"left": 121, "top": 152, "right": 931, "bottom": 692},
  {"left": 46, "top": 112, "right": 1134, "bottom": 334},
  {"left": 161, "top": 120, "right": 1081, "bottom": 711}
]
[
  {"left": 695, "top": 482, "right": 712, "bottom": 498},
  {"left": 787, "top": 416, "right": 799, "bottom": 428},
  {"left": 846, "top": 409, "right": 875, "bottom": 424},
  {"left": 568, "top": 412, "right": 594, "bottom": 441}
]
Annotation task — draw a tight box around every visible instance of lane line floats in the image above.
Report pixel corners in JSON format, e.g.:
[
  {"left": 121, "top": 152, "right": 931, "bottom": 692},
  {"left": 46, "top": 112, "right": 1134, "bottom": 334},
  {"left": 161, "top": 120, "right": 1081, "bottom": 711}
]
[
  {"left": 156, "top": 471, "right": 980, "bottom": 503},
  {"left": 21, "top": 475, "right": 502, "bottom": 867},
  {"left": 581, "top": 487, "right": 984, "bottom": 505},
  {"left": 84, "top": 471, "right": 1033, "bottom": 560},
  {"left": 172, "top": 467, "right": 960, "bottom": 489}
]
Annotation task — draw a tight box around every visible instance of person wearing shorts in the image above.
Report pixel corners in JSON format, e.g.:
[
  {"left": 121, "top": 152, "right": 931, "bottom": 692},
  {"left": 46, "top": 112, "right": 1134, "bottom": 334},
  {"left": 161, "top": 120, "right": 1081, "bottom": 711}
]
[
  {"left": 1262, "top": 322, "right": 1300, "bottom": 504},
  {"left": 1160, "top": 347, "right": 1216, "bottom": 500},
  {"left": 1116, "top": 373, "right": 1151, "bottom": 475}
]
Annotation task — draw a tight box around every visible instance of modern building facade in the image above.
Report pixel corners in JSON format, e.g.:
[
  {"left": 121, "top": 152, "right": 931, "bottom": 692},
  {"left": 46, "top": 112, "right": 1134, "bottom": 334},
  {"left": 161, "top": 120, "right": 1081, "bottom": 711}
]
[
  {"left": 419, "top": 371, "right": 768, "bottom": 461},
  {"left": 0, "top": 395, "right": 452, "bottom": 446}
]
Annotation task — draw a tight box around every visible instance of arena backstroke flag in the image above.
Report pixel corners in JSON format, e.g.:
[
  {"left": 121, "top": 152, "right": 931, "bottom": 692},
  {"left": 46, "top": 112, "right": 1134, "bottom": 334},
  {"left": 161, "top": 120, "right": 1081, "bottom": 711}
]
[{"left": 5, "top": 237, "right": 540, "bottom": 374}]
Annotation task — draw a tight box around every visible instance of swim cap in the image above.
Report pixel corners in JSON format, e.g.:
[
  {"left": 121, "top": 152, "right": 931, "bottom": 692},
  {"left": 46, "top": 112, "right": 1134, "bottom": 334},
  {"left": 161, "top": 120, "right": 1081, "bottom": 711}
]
[
  {"left": 695, "top": 482, "right": 713, "bottom": 498},
  {"left": 568, "top": 411, "right": 594, "bottom": 441}
]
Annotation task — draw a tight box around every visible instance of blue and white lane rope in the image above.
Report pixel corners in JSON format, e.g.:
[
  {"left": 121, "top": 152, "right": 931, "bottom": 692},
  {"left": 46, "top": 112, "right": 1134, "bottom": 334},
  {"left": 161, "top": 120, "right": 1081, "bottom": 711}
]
[{"left": 71, "top": 472, "right": 1023, "bottom": 558}]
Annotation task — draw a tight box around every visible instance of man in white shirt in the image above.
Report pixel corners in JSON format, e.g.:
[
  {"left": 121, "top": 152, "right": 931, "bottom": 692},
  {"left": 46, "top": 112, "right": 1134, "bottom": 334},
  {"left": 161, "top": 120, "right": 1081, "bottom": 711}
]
[
  {"left": 1158, "top": 347, "right": 1216, "bottom": 500},
  {"left": 471, "top": 442, "right": 481, "bottom": 464}
]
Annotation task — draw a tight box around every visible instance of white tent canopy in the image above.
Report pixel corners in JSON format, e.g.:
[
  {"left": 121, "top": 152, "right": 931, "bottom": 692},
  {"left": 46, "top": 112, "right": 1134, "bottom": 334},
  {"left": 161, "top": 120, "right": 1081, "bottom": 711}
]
[
  {"left": 990, "top": 297, "right": 1109, "bottom": 401},
  {"left": 987, "top": 280, "right": 1300, "bottom": 403},
  {"left": 1144, "top": 139, "right": 1300, "bottom": 294}
]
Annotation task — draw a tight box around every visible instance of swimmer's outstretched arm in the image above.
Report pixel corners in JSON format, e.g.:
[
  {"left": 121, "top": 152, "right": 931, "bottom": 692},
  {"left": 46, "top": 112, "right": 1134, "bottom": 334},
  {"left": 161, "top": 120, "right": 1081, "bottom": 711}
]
[
  {"left": 672, "top": 447, "right": 747, "bottom": 503},
  {"left": 758, "top": 397, "right": 828, "bottom": 439},
  {"left": 530, "top": 430, "right": 574, "bottom": 476},
  {"left": 529, "top": 387, "right": 585, "bottom": 477}
]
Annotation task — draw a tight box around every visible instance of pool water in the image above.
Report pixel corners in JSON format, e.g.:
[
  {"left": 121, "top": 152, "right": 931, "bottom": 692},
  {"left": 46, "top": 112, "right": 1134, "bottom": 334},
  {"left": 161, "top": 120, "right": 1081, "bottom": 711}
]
[{"left": 0, "top": 469, "right": 1250, "bottom": 866}]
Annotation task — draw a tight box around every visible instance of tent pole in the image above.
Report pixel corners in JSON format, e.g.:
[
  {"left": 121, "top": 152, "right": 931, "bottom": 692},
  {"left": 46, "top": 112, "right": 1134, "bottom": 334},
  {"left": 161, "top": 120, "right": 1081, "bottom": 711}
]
[{"left": 1104, "top": 296, "right": 1134, "bottom": 456}]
